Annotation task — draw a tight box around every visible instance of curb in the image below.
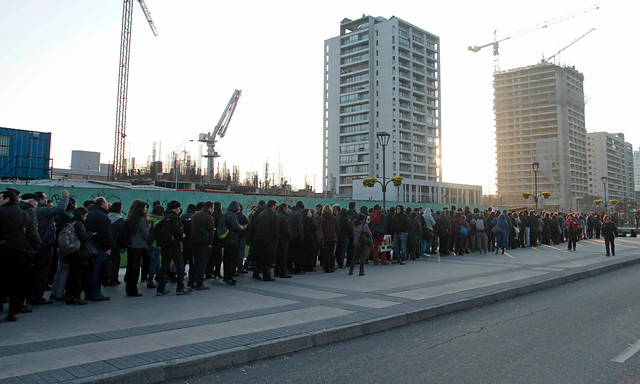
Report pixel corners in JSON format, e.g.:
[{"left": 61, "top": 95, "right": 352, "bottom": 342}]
[{"left": 64, "top": 255, "right": 639, "bottom": 384}]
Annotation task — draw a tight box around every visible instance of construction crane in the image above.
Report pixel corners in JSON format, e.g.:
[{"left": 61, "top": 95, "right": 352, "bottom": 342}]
[
  {"left": 468, "top": 4, "right": 598, "bottom": 71},
  {"left": 541, "top": 28, "right": 596, "bottom": 63},
  {"left": 199, "top": 90, "right": 242, "bottom": 182},
  {"left": 112, "top": 0, "right": 158, "bottom": 180}
]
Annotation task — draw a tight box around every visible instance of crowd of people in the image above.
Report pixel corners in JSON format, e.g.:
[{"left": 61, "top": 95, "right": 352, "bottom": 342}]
[{"left": 0, "top": 186, "right": 622, "bottom": 322}]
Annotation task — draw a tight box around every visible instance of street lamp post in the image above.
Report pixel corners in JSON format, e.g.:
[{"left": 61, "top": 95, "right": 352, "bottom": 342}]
[
  {"left": 532, "top": 161, "right": 540, "bottom": 212},
  {"left": 175, "top": 140, "right": 194, "bottom": 191},
  {"left": 376, "top": 131, "right": 391, "bottom": 209},
  {"left": 601, "top": 176, "right": 608, "bottom": 213}
]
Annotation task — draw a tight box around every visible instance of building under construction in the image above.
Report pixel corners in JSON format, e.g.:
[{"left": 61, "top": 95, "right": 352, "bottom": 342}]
[{"left": 494, "top": 62, "right": 588, "bottom": 212}]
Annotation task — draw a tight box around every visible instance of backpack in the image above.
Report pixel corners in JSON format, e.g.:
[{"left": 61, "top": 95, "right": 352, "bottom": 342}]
[
  {"left": 217, "top": 214, "right": 229, "bottom": 240},
  {"left": 147, "top": 220, "right": 157, "bottom": 246},
  {"left": 460, "top": 224, "right": 469, "bottom": 236},
  {"left": 475, "top": 218, "right": 485, "bottom": 232},
  {"left": 58, "top": 222, "right": 81, "bottom": 255},
  {"left": 154, "top": 217, "right": 174, "bottom": 247},
  {"left": 113, "top": 218, "right": 129, "bottom": 250}
]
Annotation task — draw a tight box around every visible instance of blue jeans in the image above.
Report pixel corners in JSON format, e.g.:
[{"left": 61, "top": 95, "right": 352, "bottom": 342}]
[
  {"left": 419, "top": 239, "right": 427, "bottom": 256},
  {"left": 393, "top": 233, "right": 408, "bottom": 261},
  {"left": 524, "top": 227, "right": 531, "bottom": 247},
  {"left": 337, "top": 238, "right": 349, "bottom": 268},
  {"left": 148, "top": 246, "right": 161, "bottom": 279},
  {"left": 85, "top": 249, "right": 107, "bottom": 299}
]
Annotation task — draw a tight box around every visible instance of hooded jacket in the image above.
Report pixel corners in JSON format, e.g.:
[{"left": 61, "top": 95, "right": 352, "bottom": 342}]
[{"left": 222, "top": 201, "right": 244, "bottom": 246}]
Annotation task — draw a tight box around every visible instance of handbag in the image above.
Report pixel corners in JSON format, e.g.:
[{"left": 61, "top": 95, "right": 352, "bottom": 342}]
[
  {"left": 359, "top": 222, "right": 374, "bottom": 248},
  {"left": 490, "top": 224, "right": 504, "bottom": 235},
  {"left": 460, "top": 225, "right": 469, "bottom": 236},
  {"left": 78, "top": 240, "right": 98, "bottom": 262}
]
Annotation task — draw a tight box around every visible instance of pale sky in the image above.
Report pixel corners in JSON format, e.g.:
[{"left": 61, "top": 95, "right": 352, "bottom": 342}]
[{"left": 1, "top": 0, "right": 637, "bottom": 193}]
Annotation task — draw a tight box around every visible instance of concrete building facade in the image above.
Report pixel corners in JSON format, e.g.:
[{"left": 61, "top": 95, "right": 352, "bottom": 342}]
[
  {"left": 323, "top": 16, "right": 442, "bottom": 198},
  {"left": 494, "top": 63, "right": 588, "bottom": 212},
  {"left": 587, "top": 132, "right": 635, "bottom": 202},
  {"left": 634, "top": 148, "right": 640, "bottom": 192}
]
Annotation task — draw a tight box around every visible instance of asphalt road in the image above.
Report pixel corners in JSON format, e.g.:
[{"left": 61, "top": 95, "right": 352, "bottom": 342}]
[{"left": 172, "top": 262, "right": 640, "bottom": 384}]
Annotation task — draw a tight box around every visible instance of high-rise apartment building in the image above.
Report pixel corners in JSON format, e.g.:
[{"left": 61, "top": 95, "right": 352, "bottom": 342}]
[
  {"left": 587, "top": 132, "right": 635, "bottom": 202},
  {"left": 494, "top": 63, "right": 588, "bottom": 212},
  {"left": 634, "top": 148, "right": 640, "bottom": 192},
  {"left": 323, "top": 16, "right": 443, "bottom": 200}
]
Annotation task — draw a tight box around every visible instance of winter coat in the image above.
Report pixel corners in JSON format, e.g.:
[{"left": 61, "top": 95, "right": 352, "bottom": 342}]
[
  {"left": 352, "top": 219, "right": 372, "bottom": 247},
  {"left": 0, "top": 201, "right": 36, "bottom": 255},
  {"left": 190, "top": 209, "right": 214, "bottom": 247},
  {"left": 19, "top": 201, "right": 40, "bottom": 254},
  {"left": 407, "top": 217, "right": 422, "bottom": 245},
  {"left": 128, "top": 216, "right": 149, "bottom": 249},
  {"left": 337, "top": 214, "right": 352, "bottom": 240},
  {"left": 255, "top": 207, "right": 278, "bottom": 250},
  {"left": 86, "top": 205, "right": 112, "bottom": 251},
  {"left": 601, "top": 222, "right": 617, "bottom": 238},
  {"left": 288, "top": 208, "right": 304, "bottom": 240},
  {"left": 452, "top": 215, "right": 470, "bottom": 239},
  {"left": 221, "top": 201, "right": 244, "bottom": 247},
  {"left": 320, "top": 212, "right": 338, "bottom": 242},
  {"left": 64, "top": 218, "right": 93, "bottom": 266},
  {"left": 35, "top": 194, "right": 69, "bottom": 247},
  {"left": 391, "top": 212, "right": 409, "bottom": 234},
  {"left": 163, "top": 210, "right": 184, "bottom": 248},
  {"left": 277, "top": 211, "right": 292, "bottom": 243}
]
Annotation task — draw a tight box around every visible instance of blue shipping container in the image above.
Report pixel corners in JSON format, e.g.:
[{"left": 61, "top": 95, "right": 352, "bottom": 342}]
[{"left": 0, "top": 127, "right": 52, "bottom": 179}]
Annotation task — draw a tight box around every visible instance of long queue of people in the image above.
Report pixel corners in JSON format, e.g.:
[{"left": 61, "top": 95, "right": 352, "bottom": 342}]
[{"left": 0, "top": 186, "right": 620, "bottom": 323}]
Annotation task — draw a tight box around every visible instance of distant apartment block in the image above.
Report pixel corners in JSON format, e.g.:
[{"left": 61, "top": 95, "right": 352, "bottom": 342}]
[
  {"left": 635, "top": 148, "right": 640, "bottom": 192},
  {"left": 587, "top": 132, "right": 634, "bottom": 202},
  {"left": 323, "top": 15, "right": 481, "bottom": 205},
  {"left": 494, "top": 63, "right": 588, "bottom": 212}
]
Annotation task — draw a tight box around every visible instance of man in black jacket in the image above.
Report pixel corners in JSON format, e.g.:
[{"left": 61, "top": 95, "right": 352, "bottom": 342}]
[
  {"left": 85, "top": 197, "right": 111, "bottom": 301},
  {"left": 188, "top": 201, "right": 214, "bottom": 290},
  {"left": 157, "top": 200, "right": 189, "bottom": 295},
  {"left": 220, "top": 201, "right": 246, "bottom": 285},
  {"left": 0, "top": 190, "right": 38, "bottom": 321},
  {"left": 276, "top": 203, "right": 293, "bottom": 278},
  {"left": 287, "top": 201, "right": 304, "bottom": 275},
  {"left": 253, "top": 200, "right": 278, "bottom": 281}
]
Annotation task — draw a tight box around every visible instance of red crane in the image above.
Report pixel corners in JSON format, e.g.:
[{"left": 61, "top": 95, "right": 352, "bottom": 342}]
[{"left": 112, "top": 0, "right": 157, "bottom": 180}]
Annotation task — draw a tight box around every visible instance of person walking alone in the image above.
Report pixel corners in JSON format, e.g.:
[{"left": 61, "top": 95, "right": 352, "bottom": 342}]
[{"left": 601, "top": 215, "right": 617, "bottom": 257}]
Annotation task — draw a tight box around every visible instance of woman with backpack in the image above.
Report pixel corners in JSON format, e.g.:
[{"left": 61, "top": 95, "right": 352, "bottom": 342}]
[
  {"left": 124, "top": 200, "right": 149, "bottom": 297},
  {"left": 65, "top": 207, "right": 92, "bottom": 305}
]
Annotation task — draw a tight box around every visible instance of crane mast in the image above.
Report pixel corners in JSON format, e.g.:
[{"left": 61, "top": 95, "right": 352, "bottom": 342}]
[
  {"left": 112, "top": 0, "right": 157, "bottom": 180},
  {"left": 199, "top": 90, "right": 242, "bottom": 182}
]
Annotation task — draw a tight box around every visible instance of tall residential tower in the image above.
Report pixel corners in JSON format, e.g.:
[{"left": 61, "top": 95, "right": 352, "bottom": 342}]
[
  {"left": 323, "top": 16, "right": 443, "bottom": 200},
  {"left": 494, "top": 63, "right": 588, "bottom": 212}
]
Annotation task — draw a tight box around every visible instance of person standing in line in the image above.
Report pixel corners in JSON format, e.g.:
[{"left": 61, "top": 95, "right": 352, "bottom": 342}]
[
  {"left": 189, "top": 201, "right": 214, "bottom": 290},
  {"left": 206, "top": 202, "right": 224, "bottom": 280},
  {"left": 85, "top": 196, "right": 111, "bottom": 301},
  {"left": 275, "top": 203, "right": 293, "bottom": 278},
  {"left": 29, "top": 190, "right": 69, "bottom": 305},
  {"left": 0, "top": 190, "right": 36, "bottom": 321},
  {"left": 287, "top": 201, "right": 305, "bottom": 274},
  {"left": 370, "top": 204, "right": 388, "bottom": 264},
  {"left": 156, "top": 200, "right": 189, "bottom": 295},
  {"left": 64, "top": 207, "right": 93, "bottom": 306},
  {"left": 351, "top": 213, "right": 372, "bottom": 276},
  {"left": 235, "top": 203, "right": 249, "bottom": 275},
  {"left": 146, "top": 204, "right": 164, "bottom": 288},
  {"left": 220, "top": 201, "right": 246, "bottom": 286},
  {"left": 391, "top": 205, "right": 409, "bottom": 264},
  {"left": 563, "top": 213, "right": 580, "bottom": 251},
  {"left": 253, "top": 200, "right": 278, "bottom": 281},
  {"left": 106, "top": 202, "right": 125, "bottom": 286},
  {"left": 473, "top": 212, "right": 488, "bottom": 254},
  {"left": 601, "top": 215, "right": 618, "bottom": 257},
  {"left": 319, "top": 204, "right": 339, "bottom": 273},
  {"left": 124, "top": 200, "right": 149, "bottom": 297},
  {"left": 50, "top": 198, "right": 77, "bottom": 301}
]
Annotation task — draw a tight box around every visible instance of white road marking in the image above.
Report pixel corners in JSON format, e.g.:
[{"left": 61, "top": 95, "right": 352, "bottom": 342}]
[{"left": 611, "top": 340, "right": 640, "bottom": 363}]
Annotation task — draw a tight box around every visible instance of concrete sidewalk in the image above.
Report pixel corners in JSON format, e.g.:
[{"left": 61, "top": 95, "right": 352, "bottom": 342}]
[{"left": 1, "top": 237, "right": 639, "bottom": 384}]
